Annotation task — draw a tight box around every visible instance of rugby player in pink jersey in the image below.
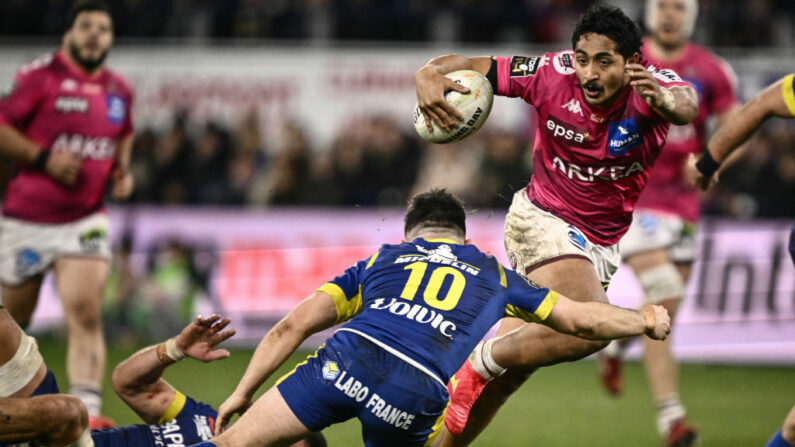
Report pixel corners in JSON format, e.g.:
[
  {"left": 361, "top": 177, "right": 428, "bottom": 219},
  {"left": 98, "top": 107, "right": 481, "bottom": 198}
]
[
  {"left": 414, "top": 5, "right": 698, "bottom": 446},
  {"left": 0, "top": 0, "right": 134, "bottom": 429},
  {"left": 597, "top": 1, "right": 741, "bottom": 445}
]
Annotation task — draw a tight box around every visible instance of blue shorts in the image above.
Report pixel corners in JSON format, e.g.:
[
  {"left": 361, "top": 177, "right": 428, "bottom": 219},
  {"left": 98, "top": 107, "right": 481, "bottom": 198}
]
[
  {"left": 31, "top": 368, "right": 59, "bottom": 396},
  {"left": 277, "top": 330, "right": 448, "bottom": 447}
]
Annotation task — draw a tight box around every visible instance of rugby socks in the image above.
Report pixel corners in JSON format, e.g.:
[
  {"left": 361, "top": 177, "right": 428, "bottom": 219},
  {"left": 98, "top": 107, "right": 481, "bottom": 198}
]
[
  {"left": 656, "top": 393, "right": 686, "bottom": 436},
  {"left": 468, "top": 338, "right": 506, "bottom": 381},
  {"left": 767, "top": 430, "right": 795, "bottom": 447},
  {"left": 70, "top": 383, "right": 102, "bottom": 416}
]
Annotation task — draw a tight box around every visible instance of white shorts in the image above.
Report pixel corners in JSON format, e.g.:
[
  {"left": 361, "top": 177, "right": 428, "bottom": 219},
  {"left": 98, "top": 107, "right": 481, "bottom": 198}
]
[
  {"left": 620, "top": 210, "right": 697, "bottom": 263},
  {"left": 0, "top": 212, "right": 111, "bottom": 286},
  {"left": 503, "top": 190, "right": 620, "bottom": 287}
]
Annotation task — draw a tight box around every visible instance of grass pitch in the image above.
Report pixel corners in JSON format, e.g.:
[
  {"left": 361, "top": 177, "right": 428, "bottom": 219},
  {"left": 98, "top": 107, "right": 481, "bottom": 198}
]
[{"left": 37, "top": 338, "right": 794, "bottom": 446}]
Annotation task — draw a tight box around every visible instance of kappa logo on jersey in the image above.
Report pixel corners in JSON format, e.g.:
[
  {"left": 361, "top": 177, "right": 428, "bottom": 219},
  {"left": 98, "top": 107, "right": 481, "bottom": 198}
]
[
  {"left": 553, "top": 51, "right": 576, "bottom": 75},
  {"left": 60, "top": 78, "right": 78, "bottom": 92},
  {"left": 370, "top": 298, "right": 458, "bottom": 339},
  {"left": 567, "top": 226, "right": 587, "bottom": 252},
  {"left": 561, "top": 98, "right": 583, "bottom": 116},
  {"left": 545, "top": 115, "right": 591, "bottom": 147},
  {"left": 51, "top": 133, "right": 117, "bottom": 160},
  {"left": 510, "top": 56, "right": 541, "bottom": 77},
  {"left": 106, "top": 94, "right": 126, "bottom": 123},
  {"left": 607, "top": 117, "right": 643, "bottom": 156},
  {"left": 55, "top": 96, "right": 89, "bottom": 114},
  {"left": 322, "top": 361, "right": 341, "bottom": 380},
  {"left": 551, "top": 156, "right": 645, "bottom": 182}
]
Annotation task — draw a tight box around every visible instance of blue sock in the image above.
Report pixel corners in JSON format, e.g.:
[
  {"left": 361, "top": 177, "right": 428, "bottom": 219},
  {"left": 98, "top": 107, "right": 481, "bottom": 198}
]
[
  {"left": 188, "top": 443, "right": 217, "bottom": 447},
  {"left": 767, "top": 430, "right": 795, "bottom": 447}
]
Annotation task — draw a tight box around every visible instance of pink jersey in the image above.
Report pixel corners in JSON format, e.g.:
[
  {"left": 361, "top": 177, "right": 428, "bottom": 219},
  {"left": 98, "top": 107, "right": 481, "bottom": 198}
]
[
  {"left": 634, "top": 39, "right": 738, "bottom": 222},
  {"left": 495, "top": 51, "right": 691, "bottom": 246},
  {"left": 0, "top": 51, "right": 134, "bottom": 223}
]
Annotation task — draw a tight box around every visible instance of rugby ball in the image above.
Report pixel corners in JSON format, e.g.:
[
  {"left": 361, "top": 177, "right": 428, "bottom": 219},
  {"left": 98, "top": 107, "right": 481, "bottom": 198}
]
[{"left": 413, "top": 70, "right": 493, "bottom": 144}]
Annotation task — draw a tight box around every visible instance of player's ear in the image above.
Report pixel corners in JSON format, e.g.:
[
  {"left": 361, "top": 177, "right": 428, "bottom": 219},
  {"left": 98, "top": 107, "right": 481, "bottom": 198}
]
[
  {"left": 627, "top": 53, "right": 640, "bottom": 65},
  {"left": 464, "top": 238, "right": 473, "bottom": 245}
]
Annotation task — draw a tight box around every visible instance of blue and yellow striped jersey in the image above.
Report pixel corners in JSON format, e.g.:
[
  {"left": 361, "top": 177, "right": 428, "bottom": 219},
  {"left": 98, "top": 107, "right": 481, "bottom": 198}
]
[
  {"left": 318, "top": 237, "right": 558, "bottom": 383},
  {"left": 782, "top": 73, "right": 795, "bottom": 117}
]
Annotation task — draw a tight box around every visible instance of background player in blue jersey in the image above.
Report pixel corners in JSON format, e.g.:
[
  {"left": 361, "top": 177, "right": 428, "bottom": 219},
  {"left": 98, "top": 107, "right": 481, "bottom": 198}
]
[
  {"left": 0, "top": 309, "right": 325, "bottom": 447},
  {"left": 200, "top": 189, "right": 672, "bottom": 447},
  {"left": 684, "top": 74, "right": 795, "bottom": 447}
]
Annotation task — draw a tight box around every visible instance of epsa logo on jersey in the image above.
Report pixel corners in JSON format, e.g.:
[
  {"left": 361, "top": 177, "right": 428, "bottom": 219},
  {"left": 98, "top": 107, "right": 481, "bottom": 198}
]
[
  {"left": 322, "top": 361, "right": 341, "bottom": 380},
  {"left": 545, "top": 115, "right": 591, "bottom": 147},
  {"left": 553, "top": 51, "right": 575, "bottom": 75},
  {"left": 106, "top": 94, "right": 126, "bottom": 123},
  {"left": 607, "top": 117, "right": 642, "bottom": 156},
  {"left": 567, "top": 226, "right": 587, "bottom": 252},
  {"left": 55, "top": 96, "right": 89, "bottom": 114}
]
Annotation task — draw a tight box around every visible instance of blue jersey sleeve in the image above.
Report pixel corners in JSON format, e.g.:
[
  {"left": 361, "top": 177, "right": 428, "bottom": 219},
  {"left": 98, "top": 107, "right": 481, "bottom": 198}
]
[
  {"left": 316, "top": 251, "right": 380, "bottom": 324},
  {"left": 502, "top": 267, "right": 560, "bottom": 323}
]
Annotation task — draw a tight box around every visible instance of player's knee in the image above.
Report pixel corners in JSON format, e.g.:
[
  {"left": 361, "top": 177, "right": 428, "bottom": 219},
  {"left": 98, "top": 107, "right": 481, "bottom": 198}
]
[
  {"left": 66, "top": 298, "right": 102, "bottom": 330},
  {"left": 301, "top": 432, "right": 328, "bottom": 447},
  {"left": 638, "top": 264, "right": 685, "bottom": 305}
]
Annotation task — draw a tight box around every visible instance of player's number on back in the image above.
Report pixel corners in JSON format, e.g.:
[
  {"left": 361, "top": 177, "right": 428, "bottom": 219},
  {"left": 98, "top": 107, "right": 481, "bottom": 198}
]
[{"left": 400, "top": 262, "right": 465, "bottom": 311}]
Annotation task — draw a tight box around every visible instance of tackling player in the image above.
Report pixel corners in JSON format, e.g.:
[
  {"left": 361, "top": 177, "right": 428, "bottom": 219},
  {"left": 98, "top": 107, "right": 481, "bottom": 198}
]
[
  {"left": 685, "top": 73, "right": 795, "bottom": 447},
  {"left": 0, "top": 308, "right": 326, "bottom": 447},
  {"left": 597, "top": 0, "right": 741, "bottom": 445},
  {"left": 199, "top": 188, "right": 671, "bottom": 447},
  {"left": 413, "top": 5, "right": 699, "bottom": 446},
  {"left": 0, "top": 0, "right": 134, "bottom": 428}
]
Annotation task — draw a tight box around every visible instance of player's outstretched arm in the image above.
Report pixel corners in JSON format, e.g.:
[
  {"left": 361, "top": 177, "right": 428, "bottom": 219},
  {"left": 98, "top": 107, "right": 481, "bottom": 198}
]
[
  {"left": 414, "top": 54, "right": 493, "bottom": 131},
  {"left": 111, "top": 314, "right": 235, "bottom": 424},
  {"left": 216, "top": 291, "right": 339, "bottom": 433},
  {"left": 625, "top": 63, "right": 698, "bottom": 125},
  {"left": 544, "top": 295, "right": 671, "bottom": 341},
  {"left": 687, "top": 75, "right": 795, "bottom": 190}
]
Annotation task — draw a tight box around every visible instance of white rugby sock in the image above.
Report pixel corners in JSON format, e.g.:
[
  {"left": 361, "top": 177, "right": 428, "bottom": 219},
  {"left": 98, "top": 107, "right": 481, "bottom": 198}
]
[
  {"left": 70, "top": 383, "right": 102, "bottom": 417},
  {"left": 656, "top": 393, "right": 686, "bottom": 436},
  {"left": 468, "top": 338, "right": 507, "bottom": 381}
]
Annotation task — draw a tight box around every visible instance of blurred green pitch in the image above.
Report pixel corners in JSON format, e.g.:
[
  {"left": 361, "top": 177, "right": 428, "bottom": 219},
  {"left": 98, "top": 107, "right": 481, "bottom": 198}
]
[{"left": 36, "top": 338, "right": 794, "bottom": 446}]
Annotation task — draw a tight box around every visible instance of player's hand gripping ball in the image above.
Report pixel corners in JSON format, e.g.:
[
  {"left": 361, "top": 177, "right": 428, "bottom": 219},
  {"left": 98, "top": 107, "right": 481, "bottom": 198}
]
[{"left": 414, "top": 70, "right": 493, "bottom": 144}]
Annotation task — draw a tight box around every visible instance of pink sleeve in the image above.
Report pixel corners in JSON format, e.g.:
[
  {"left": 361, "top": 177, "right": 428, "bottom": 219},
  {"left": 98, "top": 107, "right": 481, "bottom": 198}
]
[
  {"left": 705, "top": 57, "right": 739, "bottom": 114},
  {"left": 0, "top": 70, "right": 46, "bottom": 128},
  {"left": 495, "top": 55, "right": 542, "bottom": 105}
]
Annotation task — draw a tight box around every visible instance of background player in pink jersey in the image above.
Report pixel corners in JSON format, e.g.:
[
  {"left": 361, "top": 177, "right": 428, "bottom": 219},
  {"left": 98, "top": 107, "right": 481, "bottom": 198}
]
[
  {"left": 414, "top": 5, "right": 698, "bottom": 446},
  {"left": 0, "top": 0, "right": 134, "bottom": 428},
  {"left": 598, "top": 1, "right": 742, "bottom": 445}
]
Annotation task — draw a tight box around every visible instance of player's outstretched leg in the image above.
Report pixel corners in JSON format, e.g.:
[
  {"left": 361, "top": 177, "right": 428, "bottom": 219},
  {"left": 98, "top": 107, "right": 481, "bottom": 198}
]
[
  {"left": 442, "top": 257, "right": 610, "bottom": 446},
  {"left": 210, "top": 386, "right": 313, "bottom": 447}
]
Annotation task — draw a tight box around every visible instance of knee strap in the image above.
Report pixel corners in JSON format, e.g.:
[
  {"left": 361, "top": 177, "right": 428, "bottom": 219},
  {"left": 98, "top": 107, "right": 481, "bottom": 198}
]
[{"left": 638, "top": 264, "right": 685, "bottom": 304}]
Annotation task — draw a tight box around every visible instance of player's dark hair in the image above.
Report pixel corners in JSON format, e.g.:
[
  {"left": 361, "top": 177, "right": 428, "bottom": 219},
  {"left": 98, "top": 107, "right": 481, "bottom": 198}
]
[
  {"left": 404, "top": 189, "right": 466, "bottom": 237},
  {"left": 66, "top": 0, "right": 112, "bottom": 31},
  {"left": 571, "top": 4, "right": 643, "bottom": 60}
]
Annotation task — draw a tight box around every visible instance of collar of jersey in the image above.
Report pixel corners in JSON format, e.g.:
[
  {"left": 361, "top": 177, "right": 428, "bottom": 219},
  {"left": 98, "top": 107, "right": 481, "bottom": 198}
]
[{"left": 422, "top": 237, "right": 460, "bottom": 245}]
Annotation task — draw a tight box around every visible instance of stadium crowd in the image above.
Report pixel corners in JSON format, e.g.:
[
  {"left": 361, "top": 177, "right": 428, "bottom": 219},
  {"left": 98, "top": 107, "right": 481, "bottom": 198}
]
[
  {"left": 1, "top": 0, "right": 793, "bottom": 47},
  {"left": 117, "top": 110, "right": 795, "bottom": 219}
]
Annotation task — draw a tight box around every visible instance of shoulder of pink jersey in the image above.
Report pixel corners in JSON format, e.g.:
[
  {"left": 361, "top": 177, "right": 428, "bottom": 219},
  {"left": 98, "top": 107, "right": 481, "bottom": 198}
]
[
  {"left": 106, "top": 69, "right": 135, "bottom": 98},
  {"left": 13, "top": 52, "right": 58, "bottom": 83},
  {"left": 644, "top": 64, "right": 691, "bottom": 89}
]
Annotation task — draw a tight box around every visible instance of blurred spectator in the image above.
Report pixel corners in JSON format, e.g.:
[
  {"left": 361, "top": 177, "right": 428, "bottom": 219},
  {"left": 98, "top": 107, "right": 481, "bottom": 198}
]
[
  {"left": 3, "top": 0, "right": 791, "bottom": 48},
  {"left": 473, "top": 130, "right": 532, "bottom": 208},
  {"left": 411, "top": 136, "right": 484, "bottom": 204}
]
